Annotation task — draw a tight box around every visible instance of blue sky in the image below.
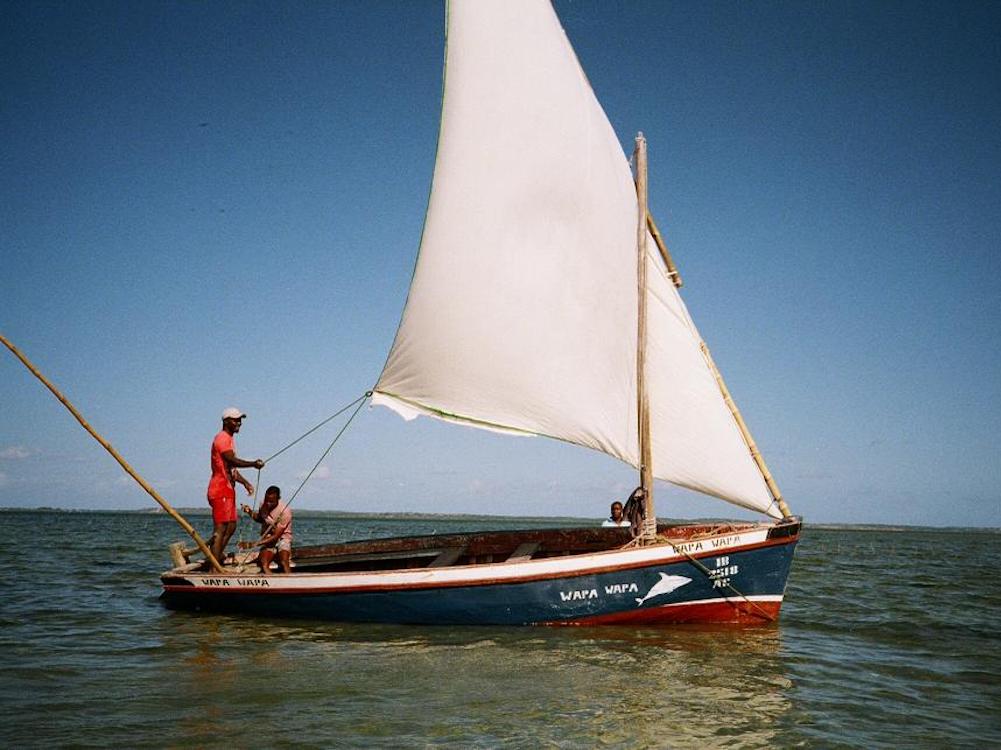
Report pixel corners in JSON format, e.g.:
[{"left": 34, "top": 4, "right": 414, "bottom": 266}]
[{"left": 2, "top": 1, "right": 999, "bottom": 527}]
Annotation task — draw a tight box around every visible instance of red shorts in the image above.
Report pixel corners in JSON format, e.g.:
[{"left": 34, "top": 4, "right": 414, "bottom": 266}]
[{"left": 207, "top": 486, "right": 237, "bottom": 524}]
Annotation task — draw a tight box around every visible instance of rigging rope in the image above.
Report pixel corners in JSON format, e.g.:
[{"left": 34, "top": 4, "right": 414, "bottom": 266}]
[
  {"left": 234, "top": 392, "right": 370, "bottom": 568},
  {"left": 233, "top": 468, "right": 262, "bottom": 571},
  {"left": 666, "top": 538, "right": 776, "bottom": 622},
  {"left": 625, "top": 532, "right": 777, "bottom": 623},
  {"left": 264, "top": 393, "right": 369, "bottom": 464},
  {"left": 249, "top": 393, "right": 370, "bottom": 545},
  {"left": 283, "top": 393, "right": 369, "bottom": 510}
]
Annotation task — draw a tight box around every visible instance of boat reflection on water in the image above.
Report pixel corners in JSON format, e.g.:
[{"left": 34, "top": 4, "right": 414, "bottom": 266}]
[{"left": 162, "top": 614, "right": 794, "bottom": 746}]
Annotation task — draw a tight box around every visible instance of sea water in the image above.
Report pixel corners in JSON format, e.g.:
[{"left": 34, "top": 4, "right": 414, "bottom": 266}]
[{"left": 1, "top": 510, "right": 998, "bottom": 748}]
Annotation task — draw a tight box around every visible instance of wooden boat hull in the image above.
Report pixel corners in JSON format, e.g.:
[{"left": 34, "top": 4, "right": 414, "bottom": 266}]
[{"left": 160, "top": 519, "right": 799, "bottom": 626}]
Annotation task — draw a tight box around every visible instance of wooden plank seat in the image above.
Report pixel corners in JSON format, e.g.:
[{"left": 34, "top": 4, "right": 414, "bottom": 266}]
[
  {"left": 296, "top": 548, "right": 441, "bottom": 569},
  {"left": 506, "top": 542, "right": 540, "bottom": 562},
  {"left": 428, "top": 547, "right": 466, "bottom": 567}
]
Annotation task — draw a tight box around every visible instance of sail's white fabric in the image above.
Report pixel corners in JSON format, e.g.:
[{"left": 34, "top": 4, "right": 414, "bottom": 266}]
[{"left": 373, "top": 0, "right": 779, "bottom": 518}]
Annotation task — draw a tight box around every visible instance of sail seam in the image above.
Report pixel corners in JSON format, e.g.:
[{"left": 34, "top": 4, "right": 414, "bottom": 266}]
[{"left": 372, "top": 390, "right": 544, "bottom": 438}]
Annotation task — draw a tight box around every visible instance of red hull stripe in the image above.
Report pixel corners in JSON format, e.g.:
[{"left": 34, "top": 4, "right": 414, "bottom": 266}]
[{"left": 553, "top": 597, "right": 784, "bottom": 626}]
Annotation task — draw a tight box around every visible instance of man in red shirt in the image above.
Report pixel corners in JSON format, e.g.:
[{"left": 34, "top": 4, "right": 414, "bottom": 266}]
[{"left": 207, "top": 407, "right": 265, "bottom": 564}]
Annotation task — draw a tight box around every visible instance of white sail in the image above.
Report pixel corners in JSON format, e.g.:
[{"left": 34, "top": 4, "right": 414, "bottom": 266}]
[{"left": 373, "top": 0, "right": 779, "bottom": 518}]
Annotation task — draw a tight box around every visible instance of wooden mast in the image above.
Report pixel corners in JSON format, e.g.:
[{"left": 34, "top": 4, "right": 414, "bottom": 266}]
[
  {"left": 634, "top": 134, "right": 656, "bottom": 540},
  {"left": 631, "top": 140, "right": 790, "bottom": 523},
  {"left": 0, "top": 333, "right": 225, "bottom": 572}
]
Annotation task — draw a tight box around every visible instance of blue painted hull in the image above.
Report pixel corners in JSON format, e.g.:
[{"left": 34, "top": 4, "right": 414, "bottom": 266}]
[{"left": 162, "top": 525, "right": 798, "bottom": 626}]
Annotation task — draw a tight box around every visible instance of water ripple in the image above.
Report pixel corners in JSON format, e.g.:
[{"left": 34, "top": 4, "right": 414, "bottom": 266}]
[{"left": 0, "top": 511, "right": 999, "bottom": 748}]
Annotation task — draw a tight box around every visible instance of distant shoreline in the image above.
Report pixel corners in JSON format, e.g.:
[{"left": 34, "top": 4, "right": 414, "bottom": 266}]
[
  {"left": 0, "top": 506, "right": 997, "bottom": 532},
  {"left": 0, "top": 506, "right": 594, "bottom": 525}
]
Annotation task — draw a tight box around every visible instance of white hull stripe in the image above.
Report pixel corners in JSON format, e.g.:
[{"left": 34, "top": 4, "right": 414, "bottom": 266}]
[{"left": 660, "top": 594, "right": 784, "bottom": 608}]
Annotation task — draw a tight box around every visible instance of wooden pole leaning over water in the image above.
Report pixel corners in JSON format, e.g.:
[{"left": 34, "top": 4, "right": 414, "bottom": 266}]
[
  {"left": 634, "top": 134, "right": 656, "bottom": 541},
  {"left": 0, "top": 333, "right": 224, "bottom": 572}
]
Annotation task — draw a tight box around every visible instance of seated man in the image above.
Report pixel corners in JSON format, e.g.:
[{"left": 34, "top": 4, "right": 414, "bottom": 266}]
[
  {"left": 239, "top": 485, "right": 293, "bottom": 574},
  {"left": 602, "top": 500, "right": 630, "bottom": 527}
]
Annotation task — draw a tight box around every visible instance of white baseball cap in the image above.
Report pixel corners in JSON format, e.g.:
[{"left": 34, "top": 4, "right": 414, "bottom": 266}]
[{"left": 221, "top": 407, "right": 246, "bottom": 420}]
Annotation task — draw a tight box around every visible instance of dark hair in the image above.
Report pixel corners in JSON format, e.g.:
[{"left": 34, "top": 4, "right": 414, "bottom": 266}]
[{"left": 265, "top": 485, "right": 281, "bottom": 498}]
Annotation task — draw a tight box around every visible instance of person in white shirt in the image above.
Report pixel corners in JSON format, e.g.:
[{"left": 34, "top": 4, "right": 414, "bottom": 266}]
[{"left": 601, "top": 500, "right": 630, "bottom": 528}]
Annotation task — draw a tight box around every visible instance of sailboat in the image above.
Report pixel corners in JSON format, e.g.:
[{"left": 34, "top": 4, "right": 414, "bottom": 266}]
[{"left": 156, "top": 0, "right": 800, "bottom": 625}]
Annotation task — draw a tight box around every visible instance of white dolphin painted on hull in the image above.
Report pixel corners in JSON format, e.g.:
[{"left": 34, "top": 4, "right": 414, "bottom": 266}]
[{"left": 635, "top": 573, "right": 692, "bottom": 606}]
